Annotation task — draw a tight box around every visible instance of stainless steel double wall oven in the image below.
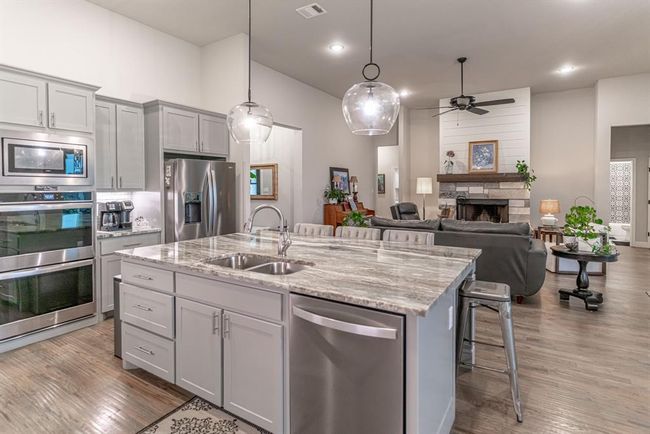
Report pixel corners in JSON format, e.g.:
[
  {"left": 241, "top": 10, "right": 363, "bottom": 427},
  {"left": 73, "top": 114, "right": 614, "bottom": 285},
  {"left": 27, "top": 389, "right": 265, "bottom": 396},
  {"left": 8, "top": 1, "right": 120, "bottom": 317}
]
[{"left": 0, "top": 130, "right": 95, "bottom": 342}]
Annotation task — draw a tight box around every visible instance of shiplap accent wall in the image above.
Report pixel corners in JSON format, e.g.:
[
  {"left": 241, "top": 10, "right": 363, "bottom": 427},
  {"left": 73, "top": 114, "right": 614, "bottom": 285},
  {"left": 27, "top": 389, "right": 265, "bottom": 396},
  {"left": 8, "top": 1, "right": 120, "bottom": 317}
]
[{"left": 439, "top": 87, "right": 531, "bottom": 173}]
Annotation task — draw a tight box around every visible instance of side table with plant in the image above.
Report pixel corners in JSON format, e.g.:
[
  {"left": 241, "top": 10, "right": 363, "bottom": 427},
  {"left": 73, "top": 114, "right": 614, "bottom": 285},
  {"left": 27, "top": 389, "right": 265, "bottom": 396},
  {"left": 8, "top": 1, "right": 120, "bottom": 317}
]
[{"left": 563, "top": 205, "right": 615, "bottom": 255}]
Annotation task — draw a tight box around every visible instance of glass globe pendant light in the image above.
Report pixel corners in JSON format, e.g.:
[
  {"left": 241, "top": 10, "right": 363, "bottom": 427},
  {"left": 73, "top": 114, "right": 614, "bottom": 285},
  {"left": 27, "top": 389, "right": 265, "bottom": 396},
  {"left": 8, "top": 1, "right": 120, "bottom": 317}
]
[
  {"left": 227, "top": 0, "right": 273, "bottom": 145},
  {"left": 342, "top": 0, "right": 400, "bottom": 136}
]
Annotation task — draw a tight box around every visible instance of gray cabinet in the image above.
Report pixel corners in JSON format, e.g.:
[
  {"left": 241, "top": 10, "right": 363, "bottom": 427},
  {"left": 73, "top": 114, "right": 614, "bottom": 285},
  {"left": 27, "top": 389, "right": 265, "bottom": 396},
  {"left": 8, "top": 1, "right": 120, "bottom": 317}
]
[
  {"left": 199, "top": 114, "right": 229, "bottom": 156},
  {"left": 47, "top": 82, "right": 94, "bottom": 133},
  {"left": 176, "top": 298, "right": 223, "bottom": 405},
  {"left": 163, "top": 106, "right": 199, "bottom": 152},
  {"left": 0, "top": 70, "right": 47, "bottom": 127},
  {"left": 100, "top": 254, "right": 122, "bottom": 312},
  {"left": 95, "top": 97, "right": 145, "bottom": 190},
  {"left": 116, "top": 104, "right": 145, "bottom": 189},
  {"left": 223, "top": 311, "right": 283, "bottom": 433},
  {"left": 95, "top": 100, "right": 117, "bottom": 189}
]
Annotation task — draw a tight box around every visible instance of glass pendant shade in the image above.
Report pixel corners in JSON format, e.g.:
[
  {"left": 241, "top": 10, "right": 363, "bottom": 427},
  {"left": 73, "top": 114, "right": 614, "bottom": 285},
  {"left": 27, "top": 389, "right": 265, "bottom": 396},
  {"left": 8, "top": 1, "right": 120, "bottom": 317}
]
[
  {"left": 227, "top": 101, "right": 273, "bottom": 145},
  {"left": 342, "top": 81, "right": 400, "bottom": 135}
]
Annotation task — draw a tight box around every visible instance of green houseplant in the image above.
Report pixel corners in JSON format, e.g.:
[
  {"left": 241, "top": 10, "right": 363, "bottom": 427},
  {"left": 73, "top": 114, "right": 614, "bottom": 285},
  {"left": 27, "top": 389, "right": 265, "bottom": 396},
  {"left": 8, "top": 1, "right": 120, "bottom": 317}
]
[
  {"left": 323, "top": 186, "right": 346, "bottom": 204},
  {"left": 516, "top": 160, "right": 537, "bottom": 191},
  {"left": 563, "top": 205, "right": 615, "bottom": 255},
  {"left": 343, "top": 211, "right": 368, "bottom": 227}
]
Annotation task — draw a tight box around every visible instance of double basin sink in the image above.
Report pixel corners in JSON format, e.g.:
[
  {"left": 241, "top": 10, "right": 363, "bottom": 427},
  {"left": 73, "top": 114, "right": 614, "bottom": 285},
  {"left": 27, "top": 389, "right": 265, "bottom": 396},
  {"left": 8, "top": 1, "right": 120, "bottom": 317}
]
[{"left": 203, "top": 253, "right": 313, "bottom": 275}]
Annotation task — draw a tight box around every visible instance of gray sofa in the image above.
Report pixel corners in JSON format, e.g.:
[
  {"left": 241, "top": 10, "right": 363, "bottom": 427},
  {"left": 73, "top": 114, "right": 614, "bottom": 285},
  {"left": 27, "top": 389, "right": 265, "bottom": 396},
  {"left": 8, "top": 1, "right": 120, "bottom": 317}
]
[{"left": 370, "top": 217, "right": 547, "bottom": 297}]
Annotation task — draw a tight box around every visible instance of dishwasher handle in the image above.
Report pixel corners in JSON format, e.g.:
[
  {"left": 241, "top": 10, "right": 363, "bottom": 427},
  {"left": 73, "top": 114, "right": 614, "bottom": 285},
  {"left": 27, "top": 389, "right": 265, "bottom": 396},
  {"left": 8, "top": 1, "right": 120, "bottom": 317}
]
[{"left": 292, "top": 306, "right": 398, "bottom": 340}]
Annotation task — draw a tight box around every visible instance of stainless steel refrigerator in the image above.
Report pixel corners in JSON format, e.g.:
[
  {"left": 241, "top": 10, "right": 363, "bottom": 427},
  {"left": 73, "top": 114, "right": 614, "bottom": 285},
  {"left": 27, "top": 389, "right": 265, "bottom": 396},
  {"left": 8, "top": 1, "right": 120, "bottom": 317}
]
[{"left": 164, "top": 158, "right": 236, "bottom": 242}]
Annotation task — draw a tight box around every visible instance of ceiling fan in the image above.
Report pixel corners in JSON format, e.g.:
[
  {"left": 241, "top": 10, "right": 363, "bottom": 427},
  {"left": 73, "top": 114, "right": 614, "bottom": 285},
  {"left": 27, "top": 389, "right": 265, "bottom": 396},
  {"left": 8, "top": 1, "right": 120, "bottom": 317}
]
[{"left": 429, "top": 57, "right": 515, "bottom": 117}]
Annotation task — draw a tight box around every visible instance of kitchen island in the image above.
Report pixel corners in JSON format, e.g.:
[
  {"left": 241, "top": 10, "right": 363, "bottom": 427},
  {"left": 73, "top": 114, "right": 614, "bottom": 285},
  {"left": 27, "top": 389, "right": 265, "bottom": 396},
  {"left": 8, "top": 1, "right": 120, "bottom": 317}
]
[{"left": 116, "top": 232, "right": 480, "bottom": 434}]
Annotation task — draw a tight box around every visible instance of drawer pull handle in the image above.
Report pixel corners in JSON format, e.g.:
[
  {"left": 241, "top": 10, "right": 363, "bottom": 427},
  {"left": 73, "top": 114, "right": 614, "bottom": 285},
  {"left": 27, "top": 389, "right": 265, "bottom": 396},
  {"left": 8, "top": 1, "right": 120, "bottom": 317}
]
[
  {"left": 213, "top": 311, "right": 220, "bottom": 335},
  {"left": 123, "top": 243, "right": 142, "bottom": 248},
  {"left": 133, "top": 274, "right": 153, "bottom": 281},
  {"left": 135, "top": 345, "right": 154, "bottom": 356},
  {"left": 133, "top": 304, "right": 153, "bottom": 312},
  {"left": 223, "top": 315, "right": 230, "bottom": 338}
]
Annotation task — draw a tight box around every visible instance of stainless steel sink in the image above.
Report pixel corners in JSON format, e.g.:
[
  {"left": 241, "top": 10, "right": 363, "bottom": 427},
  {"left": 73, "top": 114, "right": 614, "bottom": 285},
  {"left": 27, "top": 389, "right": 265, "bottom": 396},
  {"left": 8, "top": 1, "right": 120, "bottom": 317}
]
[
  {"left": 203, "top": 253, "right": 277, "bottom": 270},
  {"left": 247, "top": 261, "right": 311, "bottom": 275}
]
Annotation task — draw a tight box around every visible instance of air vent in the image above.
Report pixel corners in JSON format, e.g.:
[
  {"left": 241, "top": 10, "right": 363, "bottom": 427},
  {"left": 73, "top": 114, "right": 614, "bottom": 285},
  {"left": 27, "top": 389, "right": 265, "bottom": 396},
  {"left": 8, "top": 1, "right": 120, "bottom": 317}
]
[{"left": 296, "top": 3, "right": 327, "bottom": 19}]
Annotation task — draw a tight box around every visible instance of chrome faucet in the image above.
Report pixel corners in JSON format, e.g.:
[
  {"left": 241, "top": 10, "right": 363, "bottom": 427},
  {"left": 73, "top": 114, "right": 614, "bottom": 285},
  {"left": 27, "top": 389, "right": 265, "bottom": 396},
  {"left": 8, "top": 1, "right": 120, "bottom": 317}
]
[{"left": 244, "top": 205, "right": 292, "bottom": 257}]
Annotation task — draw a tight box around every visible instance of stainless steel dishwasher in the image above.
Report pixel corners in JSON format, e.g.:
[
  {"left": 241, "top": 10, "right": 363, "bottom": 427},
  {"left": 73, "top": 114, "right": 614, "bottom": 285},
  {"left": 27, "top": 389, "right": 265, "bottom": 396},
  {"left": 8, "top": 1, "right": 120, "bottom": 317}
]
[{"left": 290, "top": 294, "right": 404, "bottom": 434}]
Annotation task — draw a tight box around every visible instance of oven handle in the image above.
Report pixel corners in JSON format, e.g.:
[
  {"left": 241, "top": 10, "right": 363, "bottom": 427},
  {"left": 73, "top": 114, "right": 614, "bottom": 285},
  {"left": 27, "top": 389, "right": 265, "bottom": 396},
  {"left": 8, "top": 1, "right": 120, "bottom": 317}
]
[
  {"left": 0, "top": 202, "right": 93, "bottom": 212},
  {"left": 0, "top": 259, "right": 94, "bottom": 280}
]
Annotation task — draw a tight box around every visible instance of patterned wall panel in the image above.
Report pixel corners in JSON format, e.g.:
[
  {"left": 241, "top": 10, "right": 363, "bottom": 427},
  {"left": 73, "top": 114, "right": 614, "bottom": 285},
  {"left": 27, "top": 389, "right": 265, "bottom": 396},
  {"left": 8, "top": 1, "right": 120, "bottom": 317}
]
[{"left": 609, "top": 161, "right": 633, "bottom": 224}]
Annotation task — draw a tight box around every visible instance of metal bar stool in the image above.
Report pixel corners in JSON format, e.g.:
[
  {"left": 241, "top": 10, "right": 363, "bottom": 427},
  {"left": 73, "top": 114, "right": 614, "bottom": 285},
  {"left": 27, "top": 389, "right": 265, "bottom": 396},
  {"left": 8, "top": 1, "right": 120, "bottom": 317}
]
[{"left": 456, "top": 280, "right": 523, "bottom": 423}]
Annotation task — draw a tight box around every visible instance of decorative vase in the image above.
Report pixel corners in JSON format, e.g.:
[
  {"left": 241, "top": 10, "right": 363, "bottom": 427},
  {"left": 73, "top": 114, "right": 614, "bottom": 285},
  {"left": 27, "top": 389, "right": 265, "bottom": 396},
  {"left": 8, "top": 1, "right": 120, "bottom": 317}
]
[
  {"left": 564, "top": 236, "right": 579, "bottom": 251},
  {"left": 444, "top": 162, "right": 453, "bottom": 174},
  {"left": 328, "top": 198, "right": 337, "bottom": 205}
]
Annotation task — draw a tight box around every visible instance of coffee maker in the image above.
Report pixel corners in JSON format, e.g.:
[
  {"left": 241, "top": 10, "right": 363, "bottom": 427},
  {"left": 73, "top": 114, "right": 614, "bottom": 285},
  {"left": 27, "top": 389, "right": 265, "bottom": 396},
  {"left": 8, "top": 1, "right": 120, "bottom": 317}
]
[
  {"left": 98, "top": 201, "right": 135, "bottom": 231},
  {"left": 120, "top": 201, "right": 134, "bottom": 229}
]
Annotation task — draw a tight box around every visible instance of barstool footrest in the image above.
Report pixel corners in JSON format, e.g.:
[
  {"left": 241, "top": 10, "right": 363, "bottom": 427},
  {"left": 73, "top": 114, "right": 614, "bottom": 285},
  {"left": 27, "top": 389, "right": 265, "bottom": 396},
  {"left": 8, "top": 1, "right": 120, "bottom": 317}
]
[
  {"left": 460, "top": 361, "right": 508, "bottom": 374},
  {"left": 465, "top": 338, "right": 505, "bottom": 349}
]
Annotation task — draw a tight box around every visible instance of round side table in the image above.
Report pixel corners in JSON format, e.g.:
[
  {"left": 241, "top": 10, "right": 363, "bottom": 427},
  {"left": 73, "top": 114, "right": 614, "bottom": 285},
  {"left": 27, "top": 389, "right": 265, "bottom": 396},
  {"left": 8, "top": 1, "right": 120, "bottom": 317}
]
[{"left": 550, "top": 245, "right": 619, "bottom": 311}]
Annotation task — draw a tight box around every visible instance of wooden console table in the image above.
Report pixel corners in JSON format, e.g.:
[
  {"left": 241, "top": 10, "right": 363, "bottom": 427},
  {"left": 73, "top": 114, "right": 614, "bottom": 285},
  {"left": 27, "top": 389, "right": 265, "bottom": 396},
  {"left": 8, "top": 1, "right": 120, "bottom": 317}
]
[{"left": 323, "top": 203, "right": 375, "bottom": 229}]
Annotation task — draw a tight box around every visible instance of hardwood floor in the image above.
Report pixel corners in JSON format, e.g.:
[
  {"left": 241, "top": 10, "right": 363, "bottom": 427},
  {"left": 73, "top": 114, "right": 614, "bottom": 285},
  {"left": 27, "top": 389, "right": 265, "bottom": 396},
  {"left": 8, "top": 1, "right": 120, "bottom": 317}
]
[{"left": 0, "top": 246, "right": 647, "bottom": 433}]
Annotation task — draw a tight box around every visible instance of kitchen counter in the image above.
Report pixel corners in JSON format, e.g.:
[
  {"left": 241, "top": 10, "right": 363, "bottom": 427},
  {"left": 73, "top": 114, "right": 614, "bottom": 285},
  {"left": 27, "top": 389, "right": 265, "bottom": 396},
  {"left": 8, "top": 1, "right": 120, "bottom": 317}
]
[
  {"left": 96, "top": 227, "right": 162, "bottom": 239},
  {"left": 116, "top": 232, "right": 480, "bottom": 316}
]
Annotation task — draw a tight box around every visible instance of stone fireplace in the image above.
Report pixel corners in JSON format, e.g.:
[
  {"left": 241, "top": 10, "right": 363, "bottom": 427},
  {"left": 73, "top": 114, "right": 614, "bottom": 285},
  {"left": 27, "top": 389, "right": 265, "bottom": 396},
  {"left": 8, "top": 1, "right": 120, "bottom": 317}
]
[{"left": 437, "top": 173, "right": 530, "bottom": 223}]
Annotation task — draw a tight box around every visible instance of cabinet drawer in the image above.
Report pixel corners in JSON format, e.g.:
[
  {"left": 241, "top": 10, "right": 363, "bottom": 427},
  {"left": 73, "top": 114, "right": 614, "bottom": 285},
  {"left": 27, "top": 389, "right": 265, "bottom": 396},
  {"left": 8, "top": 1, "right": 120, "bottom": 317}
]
[
  {"left": 100, "top": 232, "right": 161, "bottom": 255},
  {"left": 121, "top": 284, "right": 174, "bottom": 338},
  {"left": 122, "top": 261, "right": 173, "bottom": 292},
  {"left": 122, "top": 323, "right": 174, "bottom": 383},
  {"left": 176, "top": 273, "right": 283, "bottom": 322}
]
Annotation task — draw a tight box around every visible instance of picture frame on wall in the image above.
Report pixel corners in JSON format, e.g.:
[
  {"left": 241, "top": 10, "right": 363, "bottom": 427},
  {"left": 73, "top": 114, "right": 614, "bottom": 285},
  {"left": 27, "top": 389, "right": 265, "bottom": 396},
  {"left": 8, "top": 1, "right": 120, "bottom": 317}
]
[
  {"left": 468, "top": 140, "right": 499, "bottom": 173},
  {"left": 377, "top": 173, "right": 386, "bottom": 194},
  {"left": 329, "top": 167, "right": 351, "bottom": 194}
]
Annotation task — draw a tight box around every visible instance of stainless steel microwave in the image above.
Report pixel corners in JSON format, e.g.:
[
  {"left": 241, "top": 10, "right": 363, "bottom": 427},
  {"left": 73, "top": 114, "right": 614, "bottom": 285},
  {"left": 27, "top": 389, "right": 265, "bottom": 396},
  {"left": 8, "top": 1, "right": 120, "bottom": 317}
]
[{"left": 0, "top": 130, "right": 93, "bottom": 186}]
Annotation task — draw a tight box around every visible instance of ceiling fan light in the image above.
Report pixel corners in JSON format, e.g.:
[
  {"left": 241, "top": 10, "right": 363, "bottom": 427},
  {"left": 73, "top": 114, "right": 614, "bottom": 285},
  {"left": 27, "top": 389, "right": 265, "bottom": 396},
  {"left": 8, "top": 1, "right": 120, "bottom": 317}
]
[
  {"left": 342, "top": 81, "right": 400, "bottom": 136},
  {"left": 227, "top": 101, "right": 273, "bottom": 145}
]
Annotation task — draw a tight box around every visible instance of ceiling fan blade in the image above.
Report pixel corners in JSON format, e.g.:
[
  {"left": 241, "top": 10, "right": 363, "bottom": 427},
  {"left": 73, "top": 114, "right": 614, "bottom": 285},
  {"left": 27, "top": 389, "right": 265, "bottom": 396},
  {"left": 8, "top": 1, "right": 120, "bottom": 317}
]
[
  {"left": 467, "top": 106, "right": 489, "bottom": 115},
  {"left": 432, "top": 108, "right": 458, "bottom": 118},
  {"left": 474, "top": 98, "right": 515, "bottom": 107},
  {"left": 416, "top": 106, "right": 453, "bottom": 110}
]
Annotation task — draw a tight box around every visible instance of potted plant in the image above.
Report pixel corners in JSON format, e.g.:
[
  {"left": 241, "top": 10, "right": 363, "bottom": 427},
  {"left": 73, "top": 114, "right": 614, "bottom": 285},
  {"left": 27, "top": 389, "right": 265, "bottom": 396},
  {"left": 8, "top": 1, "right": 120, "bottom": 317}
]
[
  {"left": 324, "top": 186, "right": 345, "bottom": 204},
  {"left": 516, "top": 160, "right": 537, "bottom": 191},
  {"left": 343, "top": 211, "right": 368, "bottom": 227},
  {"left": 443, "top": 150, "right": 455, "bottom": 174},
  {"left": 563, "top": 205, "right": 615, "bottom": 255}
]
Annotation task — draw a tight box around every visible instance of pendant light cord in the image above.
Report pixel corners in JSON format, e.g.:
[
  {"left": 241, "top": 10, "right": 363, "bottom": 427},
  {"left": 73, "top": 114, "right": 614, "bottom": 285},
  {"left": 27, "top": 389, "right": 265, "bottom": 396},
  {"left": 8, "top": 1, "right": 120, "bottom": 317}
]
[
  {"left": 248, "top": 0, "right": 252, "bottom": 103},
  {"left": 369, "top": 0, "right": 373, "bottom": 64},
  {"left": 361, "top": 0, "right": 380, "bottom": 81}
]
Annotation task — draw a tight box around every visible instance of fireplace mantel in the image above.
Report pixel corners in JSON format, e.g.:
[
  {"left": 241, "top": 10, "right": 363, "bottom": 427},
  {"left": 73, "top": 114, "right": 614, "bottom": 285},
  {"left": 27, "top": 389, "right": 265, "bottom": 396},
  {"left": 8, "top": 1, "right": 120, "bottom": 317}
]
[{"left": 437, "top": 173, "right": 525, "bottom": 183}]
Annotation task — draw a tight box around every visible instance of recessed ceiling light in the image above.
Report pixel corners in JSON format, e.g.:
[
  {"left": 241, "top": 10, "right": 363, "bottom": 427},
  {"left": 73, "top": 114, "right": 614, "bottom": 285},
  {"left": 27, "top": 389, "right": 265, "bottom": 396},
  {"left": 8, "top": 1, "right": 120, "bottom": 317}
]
[
  {"left": 557, "top": 65, "right": 577, "bottom": 74},
  {"left": 399, "top": 89, "right": 410, "bottom": 97},
  {"left": 328, "top": 43, "right": 345, "bottom": 53}
]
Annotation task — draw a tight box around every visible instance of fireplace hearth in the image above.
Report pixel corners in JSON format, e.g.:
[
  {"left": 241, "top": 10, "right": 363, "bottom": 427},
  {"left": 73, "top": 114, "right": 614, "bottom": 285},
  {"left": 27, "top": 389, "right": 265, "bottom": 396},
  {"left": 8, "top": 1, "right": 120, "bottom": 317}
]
[{"left": 457, "top": 198, "right": 509, "bottom": 223}]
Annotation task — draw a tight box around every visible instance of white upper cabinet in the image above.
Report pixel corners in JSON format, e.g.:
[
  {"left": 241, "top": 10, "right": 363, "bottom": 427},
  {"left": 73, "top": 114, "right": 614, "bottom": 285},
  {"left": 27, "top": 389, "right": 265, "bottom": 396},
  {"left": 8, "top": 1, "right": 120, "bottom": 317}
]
[
  {"left": 223, "top": 311, "right": 283, "bottom": 433},
  {"left": 116, "top": 104, "right": 145, "bottom": 189},
  {"left": 95, "top": 100, "right": 117, "bottom": 189},
  {"left": 199, "top": 114, "right": 229, "bottom": 156},
  {"left": 163, "top": 106, "right": 199, "bottom": 152},
  {"left": 0, "top": 70, "right": 47, "bottom": 128},
  {"left": 48, "top": 82, "right": 94, "bottom": 133},
  {"left": 176, "top": 298, "right": 223, "bottom": 405}
]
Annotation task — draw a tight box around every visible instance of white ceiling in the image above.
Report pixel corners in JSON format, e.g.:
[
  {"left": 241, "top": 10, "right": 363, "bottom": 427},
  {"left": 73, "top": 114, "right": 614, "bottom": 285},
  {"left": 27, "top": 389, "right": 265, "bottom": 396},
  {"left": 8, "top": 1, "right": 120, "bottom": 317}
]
[{"left": 88, "top": 0, "right": 650, "bottom": 107}]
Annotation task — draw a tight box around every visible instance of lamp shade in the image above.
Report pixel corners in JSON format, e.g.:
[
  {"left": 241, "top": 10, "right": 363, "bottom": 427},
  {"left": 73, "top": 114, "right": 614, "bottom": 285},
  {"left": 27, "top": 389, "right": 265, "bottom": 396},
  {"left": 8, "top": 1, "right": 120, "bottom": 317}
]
[
  {"left": 227, "top": 101, "right": 273, "bottom": 146},
  {"left": 416, "top": 177, "right": 433, "bottom": 195},
  {"left": 539, "top": 199, "right": 560, "bottom": 214},
  {"left": 342, "top": 81, "right": 400, "bottom": 135},
  {"left": 349, "top": 176, "right": 358, "bottom": 183}
]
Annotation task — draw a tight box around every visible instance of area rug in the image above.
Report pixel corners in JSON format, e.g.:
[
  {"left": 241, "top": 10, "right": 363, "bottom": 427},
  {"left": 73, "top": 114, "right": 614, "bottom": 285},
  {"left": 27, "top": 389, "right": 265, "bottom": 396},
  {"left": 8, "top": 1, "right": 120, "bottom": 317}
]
[{"left": 138, "top": 396, "right": 270, "bottom": 434}]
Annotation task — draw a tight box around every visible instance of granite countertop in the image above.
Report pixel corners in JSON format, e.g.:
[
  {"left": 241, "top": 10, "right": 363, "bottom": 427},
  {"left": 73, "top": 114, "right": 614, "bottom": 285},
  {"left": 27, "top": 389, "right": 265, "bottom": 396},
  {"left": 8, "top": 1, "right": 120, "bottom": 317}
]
[
  {"left": 96, "top": 227, "right": 162, "bottom": 239},
  {"left": 115, "top": 232, "right": 481, "bottom": 316}
]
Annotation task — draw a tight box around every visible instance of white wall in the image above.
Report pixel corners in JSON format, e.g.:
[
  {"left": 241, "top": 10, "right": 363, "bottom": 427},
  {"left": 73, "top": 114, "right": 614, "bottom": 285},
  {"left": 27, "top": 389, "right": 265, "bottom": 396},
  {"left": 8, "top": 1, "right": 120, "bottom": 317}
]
[
  {"left": 439, "top": 88, "right": 531, "bottom": 174},
  {"left": 376, "top": 146, "right": 399, "bottom": 217},
  {"left": 200, "top": 34, "right": 248, "bottom": 114},
  {"left": 409, "top": 109, "right": 439, "bottom": 215},
  {"left": 595, "top": 73, "right": 650, "bottom": 223},
  {"left": 250, "top": 125, "right": 303, "bottom": 229},
  {"left": 530, "top": 88, "right": 596, "bottom": 225},
  {"left": 0, "top": 0, "right": 202, "bottom": 105}
]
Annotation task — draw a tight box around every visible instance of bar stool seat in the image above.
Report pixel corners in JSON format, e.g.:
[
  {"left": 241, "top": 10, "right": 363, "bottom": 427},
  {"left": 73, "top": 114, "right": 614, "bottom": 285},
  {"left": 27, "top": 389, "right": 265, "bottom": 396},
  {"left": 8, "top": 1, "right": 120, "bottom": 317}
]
[{"left": 457, "top": 280, "right": 523, "bottom": 423}]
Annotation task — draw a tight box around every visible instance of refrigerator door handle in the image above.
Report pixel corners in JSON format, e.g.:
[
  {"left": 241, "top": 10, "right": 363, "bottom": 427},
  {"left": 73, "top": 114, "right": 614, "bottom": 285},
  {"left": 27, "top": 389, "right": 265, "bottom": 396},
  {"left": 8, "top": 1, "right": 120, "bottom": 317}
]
[
  {"left": 205, "top": 171, "right": 212, "bottom": 235},
  {"left": 210, "top": 169, "right": 218, "bottom": 236}
]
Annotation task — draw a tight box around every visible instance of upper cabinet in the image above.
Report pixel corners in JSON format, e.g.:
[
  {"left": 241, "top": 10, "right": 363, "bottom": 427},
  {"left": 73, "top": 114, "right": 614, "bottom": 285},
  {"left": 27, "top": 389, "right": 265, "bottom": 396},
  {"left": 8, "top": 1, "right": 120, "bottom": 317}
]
[
  {"left": 0, "top": 65, "right": 99, "bottom": 134},
  {"left": 146, "top": 101, "right": 229, "bottom": 158},
  {"left": 47, "top": 83, "right": 94, "bottom": 133},
  {"left": 199, "top": 114, "right": 229, "bottom": 156},
  {"left": 0, "top": 70, "right": 47, "bottom": 127},
  {"left": 95, "top": 96, "right": 145, "bottom": 191}
]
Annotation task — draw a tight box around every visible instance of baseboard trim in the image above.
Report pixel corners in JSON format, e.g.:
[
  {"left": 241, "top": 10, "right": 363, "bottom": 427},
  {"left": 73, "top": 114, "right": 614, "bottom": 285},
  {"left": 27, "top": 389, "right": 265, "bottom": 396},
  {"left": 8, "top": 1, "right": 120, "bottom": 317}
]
[{"left": 630, "top": 241, "right": 650, "bottom": 249}]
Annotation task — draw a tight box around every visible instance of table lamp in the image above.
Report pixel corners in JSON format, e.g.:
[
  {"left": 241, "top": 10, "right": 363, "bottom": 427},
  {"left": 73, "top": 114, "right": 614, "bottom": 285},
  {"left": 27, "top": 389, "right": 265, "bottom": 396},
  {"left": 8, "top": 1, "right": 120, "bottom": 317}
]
[
  {"left": 349, "top": 176, "right": 359, "bottom": 201},
  {"left": 539, "top": 199, "right": 560, "bottom": 227},
  {"left": 416, "top": 177, "right": 433, "bottom": 219}
]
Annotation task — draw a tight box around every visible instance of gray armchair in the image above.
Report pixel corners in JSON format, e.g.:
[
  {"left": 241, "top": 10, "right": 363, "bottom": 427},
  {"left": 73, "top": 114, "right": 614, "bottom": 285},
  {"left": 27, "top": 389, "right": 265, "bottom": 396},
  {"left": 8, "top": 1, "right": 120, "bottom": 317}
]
[{"left": 390, "top": 202, "right": 420, "bottom": 220}]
